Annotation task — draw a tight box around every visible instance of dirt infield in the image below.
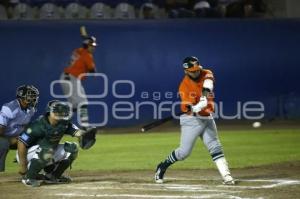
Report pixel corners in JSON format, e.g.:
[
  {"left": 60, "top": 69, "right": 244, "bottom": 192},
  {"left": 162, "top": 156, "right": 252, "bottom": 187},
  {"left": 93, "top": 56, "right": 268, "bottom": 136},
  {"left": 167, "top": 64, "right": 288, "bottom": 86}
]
[{"left": 1, "top": 161, "right": 300, "bottom": 199}]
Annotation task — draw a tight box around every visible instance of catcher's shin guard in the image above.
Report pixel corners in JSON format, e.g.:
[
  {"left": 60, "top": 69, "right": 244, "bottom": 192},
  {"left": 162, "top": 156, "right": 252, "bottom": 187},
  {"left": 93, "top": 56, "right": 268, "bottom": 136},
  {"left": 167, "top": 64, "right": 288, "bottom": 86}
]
[
  {"left": 44, "top": 163, "right": 56, "bottom": 173},
  {"left": 48, "top": 159, "right": 72, "bottom": 179},
  {"left": 26, "top": 158, "right": 47, "bottom": 179}
]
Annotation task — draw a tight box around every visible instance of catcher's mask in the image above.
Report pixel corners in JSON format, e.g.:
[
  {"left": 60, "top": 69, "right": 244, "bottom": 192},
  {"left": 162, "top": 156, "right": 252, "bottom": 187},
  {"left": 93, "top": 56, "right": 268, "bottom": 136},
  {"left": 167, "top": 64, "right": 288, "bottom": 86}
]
[
  {"left": 182, "top": 56, "right": 202, "bottom": 72},
  {"left": 16, "top": 85, "right": 39, "bottom": 108},
  {"left": 46, "top": 100, "right": 72, "bottom": 121}
]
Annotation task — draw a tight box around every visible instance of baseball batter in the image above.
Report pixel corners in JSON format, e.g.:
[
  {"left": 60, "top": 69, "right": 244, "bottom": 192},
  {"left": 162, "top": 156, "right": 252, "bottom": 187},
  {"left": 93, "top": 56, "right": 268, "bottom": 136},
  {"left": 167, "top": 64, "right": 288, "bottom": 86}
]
[
  {"left": 0, "top": 85, "right": 39, "bottom": 172},
  {"left": 60, "top": 33, "right": 97, "bottom": 128},
  {"left": 155, "top": 56, "right": 235, "bottom": 185},
  {"left": 17, "top": 100, "right": 88, "bottom": 187}
]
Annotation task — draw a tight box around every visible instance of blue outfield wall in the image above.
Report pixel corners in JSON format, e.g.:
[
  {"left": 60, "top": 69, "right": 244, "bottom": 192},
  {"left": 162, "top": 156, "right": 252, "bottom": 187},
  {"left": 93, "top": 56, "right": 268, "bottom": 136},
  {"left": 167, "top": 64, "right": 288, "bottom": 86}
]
[{"left": 0, "top": 19, "right": 300, "bottom": 127}]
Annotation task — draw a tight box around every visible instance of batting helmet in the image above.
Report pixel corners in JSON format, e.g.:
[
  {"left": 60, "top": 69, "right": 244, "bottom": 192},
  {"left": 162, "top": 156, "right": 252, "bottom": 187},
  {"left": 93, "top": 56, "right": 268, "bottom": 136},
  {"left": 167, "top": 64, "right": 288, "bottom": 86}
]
[
  {"left": 182, "top": 56, "right": 202, "bottom": 72},
  {"left": 16, "top": 85, "right": 39, "bottom": 108},
  {"left": 82, "top": 36, "right": 97, "bottom": 47},
  {"left": 46, "top": 100, "right": 72, "bottom": 121}
]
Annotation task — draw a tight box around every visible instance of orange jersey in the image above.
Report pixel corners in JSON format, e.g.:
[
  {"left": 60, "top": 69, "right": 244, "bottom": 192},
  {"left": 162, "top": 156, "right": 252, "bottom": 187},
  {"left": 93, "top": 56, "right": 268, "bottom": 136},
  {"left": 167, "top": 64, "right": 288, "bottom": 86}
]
[
  {"left": 64, "top": 48, "right": 95, "bottom": 80},
  {"left": 179, "top": 69, "right": 215, "bottom": 116}
]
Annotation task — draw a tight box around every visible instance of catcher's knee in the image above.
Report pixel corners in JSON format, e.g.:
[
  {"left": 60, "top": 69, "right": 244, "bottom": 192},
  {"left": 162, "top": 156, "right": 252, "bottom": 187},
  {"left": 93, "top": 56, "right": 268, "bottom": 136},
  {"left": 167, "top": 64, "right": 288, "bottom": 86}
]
[
  {"left": 64, "top": 142, "right": 79, "bottom": 160},
  {"left": 38, "top": 148, "right": 54, "bottom": 163}
]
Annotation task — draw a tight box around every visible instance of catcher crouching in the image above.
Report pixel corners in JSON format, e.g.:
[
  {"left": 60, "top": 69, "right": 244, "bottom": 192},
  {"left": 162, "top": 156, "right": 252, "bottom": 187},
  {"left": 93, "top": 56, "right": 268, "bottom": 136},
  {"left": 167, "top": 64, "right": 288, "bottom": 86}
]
[{"left": 17, "top": 100, "right": 96, "bottom": 187}]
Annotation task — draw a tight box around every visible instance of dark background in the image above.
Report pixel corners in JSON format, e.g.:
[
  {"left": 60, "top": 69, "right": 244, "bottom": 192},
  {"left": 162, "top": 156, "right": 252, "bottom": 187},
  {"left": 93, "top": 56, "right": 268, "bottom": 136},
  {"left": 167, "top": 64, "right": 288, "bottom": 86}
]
[{"left": 0, "top": 19, "right": 299, "bottom": 126}]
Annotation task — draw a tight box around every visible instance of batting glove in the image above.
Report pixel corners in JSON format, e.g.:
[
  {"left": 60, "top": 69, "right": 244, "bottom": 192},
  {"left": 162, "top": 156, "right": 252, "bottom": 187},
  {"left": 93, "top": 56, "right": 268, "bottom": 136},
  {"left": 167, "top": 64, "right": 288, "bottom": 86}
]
[{"left": 192, "top": 96, "right": 208, "bottom": 113}]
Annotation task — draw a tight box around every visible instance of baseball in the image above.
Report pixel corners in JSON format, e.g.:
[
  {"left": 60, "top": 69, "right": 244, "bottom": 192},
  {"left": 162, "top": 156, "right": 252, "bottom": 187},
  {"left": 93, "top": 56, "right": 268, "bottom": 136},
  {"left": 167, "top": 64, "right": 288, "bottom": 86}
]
[{"left": 252, "top": 121, "right": 261, "bottom": 128}]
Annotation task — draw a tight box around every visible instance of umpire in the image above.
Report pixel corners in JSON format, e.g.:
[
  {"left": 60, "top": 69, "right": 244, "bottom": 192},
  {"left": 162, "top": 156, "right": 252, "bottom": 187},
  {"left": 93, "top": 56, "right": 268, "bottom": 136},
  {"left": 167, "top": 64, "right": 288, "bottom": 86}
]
[{"left": 0, "top": 85, "right": 39, "bottom": 171}]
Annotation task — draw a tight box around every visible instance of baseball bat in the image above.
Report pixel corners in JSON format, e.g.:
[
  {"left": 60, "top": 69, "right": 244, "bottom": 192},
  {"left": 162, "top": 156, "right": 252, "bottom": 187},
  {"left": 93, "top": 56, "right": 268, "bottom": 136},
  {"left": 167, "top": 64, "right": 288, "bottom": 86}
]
[
  {"left": 141, "top": 112, "right": 184, "bottom": 132},
  {"left": 80, "top": 26, "right": 88, "bottom": 37}
]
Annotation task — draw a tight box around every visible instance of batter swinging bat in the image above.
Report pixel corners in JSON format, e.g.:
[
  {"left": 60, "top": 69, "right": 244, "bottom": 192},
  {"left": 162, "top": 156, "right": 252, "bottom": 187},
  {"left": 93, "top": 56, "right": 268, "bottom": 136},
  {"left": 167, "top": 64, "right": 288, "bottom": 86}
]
[{"left": 141, "top": 112, "right": 184, "bottom": 132}]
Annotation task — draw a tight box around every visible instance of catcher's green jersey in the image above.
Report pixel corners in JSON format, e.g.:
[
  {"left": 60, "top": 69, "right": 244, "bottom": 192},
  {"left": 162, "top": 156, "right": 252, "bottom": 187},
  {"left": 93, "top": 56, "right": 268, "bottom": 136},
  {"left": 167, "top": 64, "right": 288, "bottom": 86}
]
[{"left": 18, "top": 115, "right": 78, "bottom": 149}]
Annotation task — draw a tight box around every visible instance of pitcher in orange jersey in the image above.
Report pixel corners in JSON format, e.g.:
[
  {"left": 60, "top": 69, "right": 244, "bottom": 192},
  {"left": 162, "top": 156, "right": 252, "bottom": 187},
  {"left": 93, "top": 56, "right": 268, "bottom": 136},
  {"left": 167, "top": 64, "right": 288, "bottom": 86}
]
[
  {"left": 154, "top": 56, "right": 235, "bottom": 185},
  {"left": 60, "top": 36, "right": 97, "bottom": 128}
]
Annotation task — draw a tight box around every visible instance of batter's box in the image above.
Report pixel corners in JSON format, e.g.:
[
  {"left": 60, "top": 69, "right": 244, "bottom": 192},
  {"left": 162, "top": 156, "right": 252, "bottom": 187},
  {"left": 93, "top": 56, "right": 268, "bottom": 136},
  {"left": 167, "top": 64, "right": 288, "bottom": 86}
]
[
  {"left": 47, "top": 179, "right": 300, "bottom": 199},
  {"left": 159, "top": 177, "right": 300, "bottom": 190},
  {"left": 216, "top": 179, "right": 300, "bottom": 189}
]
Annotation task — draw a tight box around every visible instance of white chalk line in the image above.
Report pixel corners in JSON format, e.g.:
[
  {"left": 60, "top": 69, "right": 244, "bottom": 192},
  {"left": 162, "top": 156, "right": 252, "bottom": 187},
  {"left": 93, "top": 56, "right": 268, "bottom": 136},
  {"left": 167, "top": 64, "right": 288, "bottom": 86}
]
[
  {"left": 46, "top": 180, "right": 240, "bottom": 193},
  {"left": 46, "top": 185, "right": 238, "bottom": 193},
  {"left": 225, "top": 179, "right": 300, "bottom": 189},
  {"left": 50, "top": 178, "right": 300, "bottom": 199},
  {"left": 54, "top": 193, "right": 227, "bottom": 199},
  {"left": 46, "top": 183, "right": 239, "bottom": 193},
  {"left": 164, "top": 177, "right": 300, "bottom": 189}
]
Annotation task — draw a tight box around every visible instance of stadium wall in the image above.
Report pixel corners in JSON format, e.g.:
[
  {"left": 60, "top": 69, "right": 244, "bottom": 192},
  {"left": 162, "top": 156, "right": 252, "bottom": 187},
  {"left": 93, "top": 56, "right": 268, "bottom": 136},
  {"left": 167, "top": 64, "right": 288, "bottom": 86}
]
[{"left": 0, "top": 19, "right": 299, "bottom": 127}]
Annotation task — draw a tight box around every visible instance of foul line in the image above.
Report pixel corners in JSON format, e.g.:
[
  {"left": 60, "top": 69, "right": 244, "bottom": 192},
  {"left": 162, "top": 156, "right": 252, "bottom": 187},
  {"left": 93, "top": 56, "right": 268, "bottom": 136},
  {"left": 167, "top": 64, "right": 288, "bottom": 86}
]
[
  {"left": 227, "top": 179, "right": 300, "bottom": 189},
  {"left": 55, "top": 193, "right": 227, "bottom": 198}
]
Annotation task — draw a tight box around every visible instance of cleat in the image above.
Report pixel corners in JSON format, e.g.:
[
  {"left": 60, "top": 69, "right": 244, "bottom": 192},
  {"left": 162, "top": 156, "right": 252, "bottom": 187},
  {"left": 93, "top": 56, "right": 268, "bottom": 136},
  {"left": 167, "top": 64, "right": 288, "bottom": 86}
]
[
  {"left": 223, "top": 180, "right": 235, "bottom": 185},
  {"left": 154, "top": 162, "right": 165, "bottom": 183},
  {"left": 57, "top": 175, "right": 72, "bottom": 183},
  {"left": 223, "top": 174, "right": 235, "bottom": 185},
  {"left": 22, "top": 178, "right": 41, "bottom": 187},
  {"left": 45, "top": 174, "right": 72, "bottom": 184}
]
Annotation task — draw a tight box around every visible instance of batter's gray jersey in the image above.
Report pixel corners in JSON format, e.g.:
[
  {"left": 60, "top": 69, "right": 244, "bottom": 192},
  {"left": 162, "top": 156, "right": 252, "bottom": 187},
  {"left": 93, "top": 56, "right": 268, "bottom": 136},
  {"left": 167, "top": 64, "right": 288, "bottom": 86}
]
[{"left": 0, "top": 99, "right": 35, "bottom": 137}]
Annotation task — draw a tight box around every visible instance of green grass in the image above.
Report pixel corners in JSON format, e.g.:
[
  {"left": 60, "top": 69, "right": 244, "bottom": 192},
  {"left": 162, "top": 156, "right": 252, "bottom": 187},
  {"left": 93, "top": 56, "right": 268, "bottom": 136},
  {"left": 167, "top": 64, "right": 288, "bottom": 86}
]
[{"left": 4, "top": 129, "right": 300, "bottom": 173}]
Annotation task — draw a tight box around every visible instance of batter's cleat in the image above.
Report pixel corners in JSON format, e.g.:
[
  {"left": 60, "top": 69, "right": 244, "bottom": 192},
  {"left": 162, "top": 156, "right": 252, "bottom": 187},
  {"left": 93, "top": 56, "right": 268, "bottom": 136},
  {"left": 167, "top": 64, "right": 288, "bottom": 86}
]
[
  {"left": 44, "top": 174, "right": 72, "bottom": 184},
  {"left": 22, "top": 178, "right": 41, "bottom": 187},
  {"left": 155, "top": 162, "right": 166, "bottom": 183},
  {"left": 223, "top": 174, "right": 235, "bottom": 185}
]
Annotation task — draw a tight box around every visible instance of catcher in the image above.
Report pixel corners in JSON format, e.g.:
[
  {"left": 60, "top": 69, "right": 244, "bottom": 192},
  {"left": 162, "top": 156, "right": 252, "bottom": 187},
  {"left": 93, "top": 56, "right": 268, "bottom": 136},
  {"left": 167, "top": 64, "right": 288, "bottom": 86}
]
[{"left": 17, "top": 100, "right": 97, "bottom": 187}]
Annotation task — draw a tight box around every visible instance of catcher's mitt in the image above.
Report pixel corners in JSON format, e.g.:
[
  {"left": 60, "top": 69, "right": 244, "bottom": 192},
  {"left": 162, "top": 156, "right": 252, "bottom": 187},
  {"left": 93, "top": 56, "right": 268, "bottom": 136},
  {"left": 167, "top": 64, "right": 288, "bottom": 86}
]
[{"left": 79, "top": 127, "right": 97, "bottom": 150}]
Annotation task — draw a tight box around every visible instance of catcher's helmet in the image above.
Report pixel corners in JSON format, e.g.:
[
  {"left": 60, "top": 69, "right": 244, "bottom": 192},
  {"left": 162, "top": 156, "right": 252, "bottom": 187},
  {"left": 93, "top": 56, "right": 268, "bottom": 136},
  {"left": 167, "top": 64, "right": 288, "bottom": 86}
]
[
  {"left": 182, "top": 56, "right": 202, "bottom": 72},
  {"left": 82, "top": 36, "right": 97, "bottom": 47},
  {"left": 16, "top": 85, "right": 39, "bottom": 108},
  {"left": 46, "top": 100, "right": 72, "bottom": 121}
]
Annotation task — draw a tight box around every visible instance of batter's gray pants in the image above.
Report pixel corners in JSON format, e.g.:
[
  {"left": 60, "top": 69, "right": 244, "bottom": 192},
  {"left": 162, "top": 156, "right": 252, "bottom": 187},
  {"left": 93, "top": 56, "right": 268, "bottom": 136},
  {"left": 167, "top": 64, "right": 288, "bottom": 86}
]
[
  {"left": 60, "top": 73, "right": 88, "bottom": 109},
  {"left": 175, "top": 114, "right": 223, "bottom": 161}
]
